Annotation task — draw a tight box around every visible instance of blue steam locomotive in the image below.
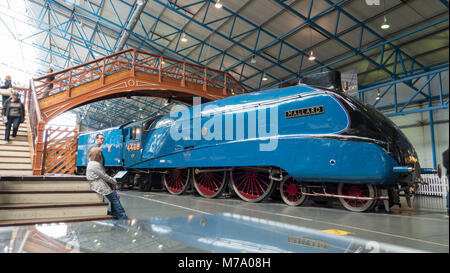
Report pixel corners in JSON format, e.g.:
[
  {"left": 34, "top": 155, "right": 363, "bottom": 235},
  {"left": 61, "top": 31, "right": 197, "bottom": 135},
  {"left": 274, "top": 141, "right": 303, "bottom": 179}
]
[{"left": 76, "top": 72, "right": 435, "bottom": 212}]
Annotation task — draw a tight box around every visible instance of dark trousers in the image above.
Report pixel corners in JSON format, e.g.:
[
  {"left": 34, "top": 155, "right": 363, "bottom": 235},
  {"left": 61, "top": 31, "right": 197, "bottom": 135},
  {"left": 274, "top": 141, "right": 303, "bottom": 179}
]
[
  {"left": 4, "top": 116, "right": 20, "bottom": 141},
  {"left": 105, "top": 192, "right": 127, "bottom": 220}
]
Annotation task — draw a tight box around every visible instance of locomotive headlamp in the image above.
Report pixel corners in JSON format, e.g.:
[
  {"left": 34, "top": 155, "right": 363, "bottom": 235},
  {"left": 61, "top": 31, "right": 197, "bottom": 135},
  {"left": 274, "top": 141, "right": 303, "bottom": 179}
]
[{"left": 407, "top": 155, "right": 418, "bottom": 163}]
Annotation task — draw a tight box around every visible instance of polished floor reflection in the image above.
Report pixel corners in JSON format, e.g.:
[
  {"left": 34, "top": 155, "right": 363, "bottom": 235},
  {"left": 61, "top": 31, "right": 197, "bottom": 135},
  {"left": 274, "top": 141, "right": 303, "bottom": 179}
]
[
  {"left": 0, "top": 214, "right": 432, "bottom": 253},
  {"left": 0, "top": 191, "right": 448, "bottom": 253}
]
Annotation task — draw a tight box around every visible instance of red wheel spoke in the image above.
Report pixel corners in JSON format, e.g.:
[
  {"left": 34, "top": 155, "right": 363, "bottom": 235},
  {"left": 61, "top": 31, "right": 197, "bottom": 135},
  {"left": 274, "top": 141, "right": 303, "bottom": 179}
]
[
  {"left": 232, "top": 168, "right": 275, "bottom": 202},
  {"left": 166, "top": 169, "right": 189, "bottom": 194},
  {"left": 194, "top": 169, "right": 226, "bottom": 198}
]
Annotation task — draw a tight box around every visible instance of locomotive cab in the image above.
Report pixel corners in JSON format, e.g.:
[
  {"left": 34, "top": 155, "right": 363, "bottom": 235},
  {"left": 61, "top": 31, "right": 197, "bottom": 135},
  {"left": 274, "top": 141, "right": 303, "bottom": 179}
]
[
  {"left": 122, "top": 116, "right": 164, "bottom": 190},
  {"left": 123, "top": 122, "right": 144, "bottom": 167}
]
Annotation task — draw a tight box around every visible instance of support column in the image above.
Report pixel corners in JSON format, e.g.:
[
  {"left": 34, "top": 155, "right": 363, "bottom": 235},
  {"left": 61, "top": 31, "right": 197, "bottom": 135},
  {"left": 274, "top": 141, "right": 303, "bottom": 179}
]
[{"left": 427, "top": 75, "right": 437, "bottom": 169}]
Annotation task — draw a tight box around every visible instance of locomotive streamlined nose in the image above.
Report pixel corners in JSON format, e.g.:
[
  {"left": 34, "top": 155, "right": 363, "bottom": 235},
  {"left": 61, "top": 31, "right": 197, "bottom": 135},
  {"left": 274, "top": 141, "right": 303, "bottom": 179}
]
[
  {"left": 391, "top": 133, "right": 419, "bottom": 167},
  {"left": 334, "top": 92, "right": 418, "bottom": 168}
]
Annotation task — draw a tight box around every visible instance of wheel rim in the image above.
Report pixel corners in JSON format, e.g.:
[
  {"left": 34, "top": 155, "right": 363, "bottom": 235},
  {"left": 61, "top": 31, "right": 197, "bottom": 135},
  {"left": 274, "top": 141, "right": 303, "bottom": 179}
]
[
  {"left": 193, "top": 168, "right": 226, "bottom": 198},
  {"left": 231, "top": 168, "right": 275, "bottom": 203},
  {"left": 338, "top": 184, "right": 375, "bottom": 212},
  {"left": 164, "top": 168, "right": 190, "bottom": 195},
  {"left": 280, "top": 176, "right": 307, "bottom": 206}
]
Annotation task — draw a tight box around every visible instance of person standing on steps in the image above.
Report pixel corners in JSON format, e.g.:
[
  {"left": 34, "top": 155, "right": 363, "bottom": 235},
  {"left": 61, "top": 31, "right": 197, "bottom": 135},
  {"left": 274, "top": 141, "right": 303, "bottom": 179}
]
[
  {"left": 39, "top": 68, "right": 55, "bottom": 99},
  {"left": 1, "top": 91, "right": 25, "bottom": 144}
]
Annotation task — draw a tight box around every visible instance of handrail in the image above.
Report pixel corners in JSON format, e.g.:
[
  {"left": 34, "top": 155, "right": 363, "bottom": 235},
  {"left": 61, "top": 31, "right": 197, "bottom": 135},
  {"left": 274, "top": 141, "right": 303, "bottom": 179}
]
[
  {"left": 28, "top": 79, "right": 46, "bottom": 175},
  {"left": 33, "top": 49, "right": 134, "bottom": 81},
  {"left": 33, "top": 49, "right": 247, "bottom": 99},
  {"left": 29, "top": 80, "right": 42, "bottom": 123}
]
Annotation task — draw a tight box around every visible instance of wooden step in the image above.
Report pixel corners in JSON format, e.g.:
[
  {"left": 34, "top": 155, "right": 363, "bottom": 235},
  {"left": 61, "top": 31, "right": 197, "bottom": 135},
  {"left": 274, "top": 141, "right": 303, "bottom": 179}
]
[
  {"left": 0, "top": 170, "right": 33, "bottom": 176},
  {"left": 0, "top": 140, "right": 29, "bottom": 146},
  {"left": 0, "top": 175, "right": 88, "bottom": 181},
  {"left": 0, "top": 157, "right": 31, "bottom": 164},
  {"left": 0, "top": 136, "right": 28, "bottom": 142},
  {"left": 0, "top": 179, "right": 91, "bottom": 191},
  {"left": 0, "top": 163, "right": 32, "bottom": 170},
  {"left": 0, "top": 215, "right": 113, "bottom": 227},
  {"left": 0, "top": 202, "right": 108, "bottom": 221},
  {"left": 0, "top": 131, "right": 28, "bottom": 138},
  {"left": 0, "top": 190, "right": 103, "bottom": 204},
  {"left": 0, "top": 125, "right": 27, "bottom": 132},
  {"left": 0, "top": 145, "right": 30, "bottom": 151},
  {"left": 0, "top": 150, "right": 30, "bottom": 158}
]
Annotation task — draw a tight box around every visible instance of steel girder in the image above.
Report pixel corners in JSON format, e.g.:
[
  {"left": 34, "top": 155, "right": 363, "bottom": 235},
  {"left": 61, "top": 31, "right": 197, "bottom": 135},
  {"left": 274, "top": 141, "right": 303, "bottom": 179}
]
[
  {"left": 5, "top": 1, "right": 447, "bottom": 91},
  {"left": 1, "top": 0, "right": 448, "bottom": 125},
  {"left": 359, "top": 67, "right": 449, "bottom": 116},
  {"left": 271, "top": 0, "right": 443, "bottom": 91}
]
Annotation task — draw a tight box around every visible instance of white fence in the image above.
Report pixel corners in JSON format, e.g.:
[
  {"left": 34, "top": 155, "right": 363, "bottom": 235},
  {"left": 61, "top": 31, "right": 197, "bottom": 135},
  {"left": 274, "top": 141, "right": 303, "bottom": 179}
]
[{"left": 416, "top": 174, "right": 449, "bottom": 197}]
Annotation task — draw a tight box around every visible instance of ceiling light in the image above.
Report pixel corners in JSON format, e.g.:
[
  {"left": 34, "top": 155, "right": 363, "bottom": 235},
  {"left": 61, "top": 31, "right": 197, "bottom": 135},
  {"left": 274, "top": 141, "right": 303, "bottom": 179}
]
[
  {"left": 262, "top": 74, "right": 268, "bottom": 81},
  {"left": 250, "top": 56, "right": 256, "bottom": 64},
  {"left": 215, "top": 0, "right": 222, "bottom": 9},
  {"left": 181, "top": 33, "right": 188, "bottom": 43},
  {"left": 308, "top": 51, "right": 316, "bottom": 61},
  {"left": 376, "top": 90, "right": 381, "bottom": 100},
  {"left": 381, "top": 16, "right": 390, "bottom": 30}
]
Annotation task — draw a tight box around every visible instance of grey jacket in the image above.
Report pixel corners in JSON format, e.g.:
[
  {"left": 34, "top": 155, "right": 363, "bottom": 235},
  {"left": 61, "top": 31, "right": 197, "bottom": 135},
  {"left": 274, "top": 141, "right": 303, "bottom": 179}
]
[
  {"left": 86, "top": 161, "right": 117, "bottom": 196},
  {"left": 2, "top": 98, "right": 25, "bottom": 123}
]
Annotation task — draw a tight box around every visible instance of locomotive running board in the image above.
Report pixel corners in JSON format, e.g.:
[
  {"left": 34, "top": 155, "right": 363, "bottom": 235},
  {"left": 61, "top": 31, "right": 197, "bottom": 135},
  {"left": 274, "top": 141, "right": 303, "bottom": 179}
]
[{"left": 194, "top": 168, "right": 233, "bottom": 174}]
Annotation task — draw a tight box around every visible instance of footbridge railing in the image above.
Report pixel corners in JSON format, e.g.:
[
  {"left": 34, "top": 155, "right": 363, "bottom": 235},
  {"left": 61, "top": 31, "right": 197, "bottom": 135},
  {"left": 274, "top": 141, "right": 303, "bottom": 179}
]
[{"left": 32, "top": 49, "right": 246, "bottom": 121}]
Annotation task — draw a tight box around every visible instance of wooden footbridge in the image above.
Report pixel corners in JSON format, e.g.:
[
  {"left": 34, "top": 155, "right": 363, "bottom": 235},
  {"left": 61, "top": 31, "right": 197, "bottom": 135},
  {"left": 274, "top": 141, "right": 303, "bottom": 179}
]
[{"left": 9, "top": 49, "right": 246, "bottom": 176}]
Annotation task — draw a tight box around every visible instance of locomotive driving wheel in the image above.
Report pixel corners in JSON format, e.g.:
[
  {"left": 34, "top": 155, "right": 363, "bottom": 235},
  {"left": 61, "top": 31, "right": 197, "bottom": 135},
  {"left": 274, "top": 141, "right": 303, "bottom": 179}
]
[
  {"left": 338, "top": 183, "right": 376, "bottom": 212},
  {"left": 163, "top": 168, "right": 190, "bottom": 195},
  {"left": 230, "top": 167, "right": 275, "bottom": 203},
  {"left": 280, "top": 176, "right": 308, "bottom": 206},
  {"left": 192, "top": 168, "right": 227, "bottom": 199}
]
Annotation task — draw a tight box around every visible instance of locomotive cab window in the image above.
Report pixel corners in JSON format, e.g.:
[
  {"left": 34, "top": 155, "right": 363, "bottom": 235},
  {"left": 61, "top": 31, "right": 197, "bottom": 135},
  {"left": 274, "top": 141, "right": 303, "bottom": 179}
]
[
  {"left": 143, "top": 115, "right": 161, "bottom": 132},
  {"left": 129, "top": 126, "right": 141, "bottom": 140},
  {"left": 143, "top": 118, "right": 158, "bottom": 131}
]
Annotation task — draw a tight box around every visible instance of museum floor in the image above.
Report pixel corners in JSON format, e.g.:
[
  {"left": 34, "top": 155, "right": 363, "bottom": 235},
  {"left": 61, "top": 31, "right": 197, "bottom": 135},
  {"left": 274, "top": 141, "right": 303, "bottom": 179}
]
[{"left": 1, "top": 190, "right": 448, "bottom": 253}]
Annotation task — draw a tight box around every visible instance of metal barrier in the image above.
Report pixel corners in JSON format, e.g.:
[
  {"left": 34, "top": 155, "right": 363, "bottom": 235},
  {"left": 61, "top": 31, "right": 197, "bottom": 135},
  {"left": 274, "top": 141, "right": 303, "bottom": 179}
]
[{"left": 416, "top": 174, "right": 449, "bottom": 197}]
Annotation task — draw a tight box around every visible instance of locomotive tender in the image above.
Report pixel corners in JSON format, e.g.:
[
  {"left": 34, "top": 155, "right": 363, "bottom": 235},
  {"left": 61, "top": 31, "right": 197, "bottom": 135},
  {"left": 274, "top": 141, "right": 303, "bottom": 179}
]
[{"left": 76, "top": 72, "right": 433, "bottom": 212}]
